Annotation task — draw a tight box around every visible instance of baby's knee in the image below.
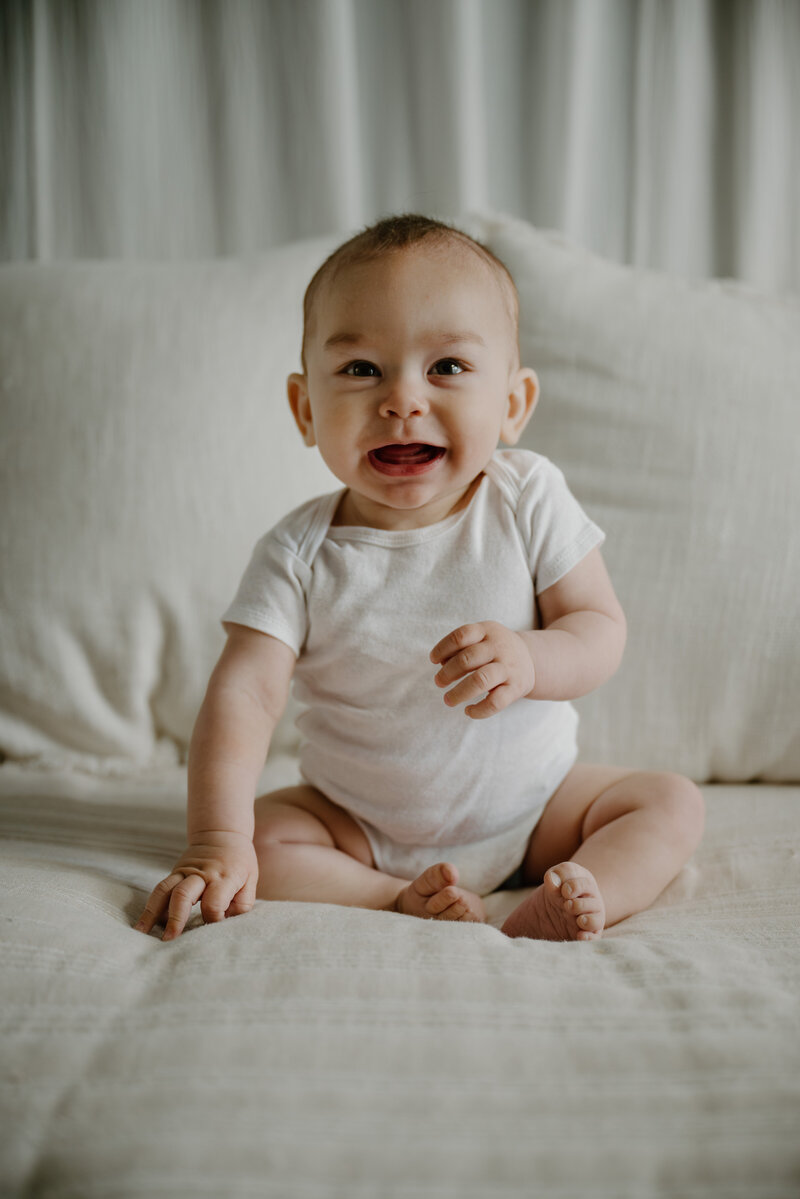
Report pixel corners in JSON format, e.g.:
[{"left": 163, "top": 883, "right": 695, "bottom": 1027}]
[
  {"left": 252, "top": 796, "right": 320, "bottom": 852},
  {"left": 649, "top": 771, "right": 705, "bottom": 853}
]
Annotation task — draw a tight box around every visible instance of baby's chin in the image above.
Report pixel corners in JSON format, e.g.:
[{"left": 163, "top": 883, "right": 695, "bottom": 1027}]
[{"left": 343, "top": 474, "right": 482, "bottom": 532}]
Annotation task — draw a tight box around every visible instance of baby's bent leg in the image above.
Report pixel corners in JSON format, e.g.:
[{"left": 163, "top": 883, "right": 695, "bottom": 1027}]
[
  {"left": 254, "top": 785, "right": 408, "bottom": 910},
  {"left": 254, "top": 786, "right": 485, "bottom": 921},
  {"left": 502, "top": 766, "right": 704, "bottom": 940}
]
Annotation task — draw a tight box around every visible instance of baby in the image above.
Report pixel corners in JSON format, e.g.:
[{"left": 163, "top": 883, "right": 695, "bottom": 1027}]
[{"left": 136, "top": 214, "right": 704, "bottom": 943}]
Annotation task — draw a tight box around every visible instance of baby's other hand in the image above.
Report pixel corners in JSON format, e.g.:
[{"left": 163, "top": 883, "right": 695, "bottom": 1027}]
[
  {"left": 134, "top": 831, "right": 258, "bottom": 941},
  {"left": 430, "top": 621, "right": 535, "bottom": 719}
]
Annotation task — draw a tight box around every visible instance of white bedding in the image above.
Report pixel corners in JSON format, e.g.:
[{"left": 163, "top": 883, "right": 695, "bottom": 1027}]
[{"left": 2, "top": 761, "right": 799, "bottom": 1198}]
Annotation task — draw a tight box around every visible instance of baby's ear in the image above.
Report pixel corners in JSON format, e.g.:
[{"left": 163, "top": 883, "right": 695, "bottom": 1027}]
[
  {"left": 287, "top": 373, "right": 316, "bottom": 446},
  {"left": 500, "top": 368, "right": 539, "bottom": 445}
]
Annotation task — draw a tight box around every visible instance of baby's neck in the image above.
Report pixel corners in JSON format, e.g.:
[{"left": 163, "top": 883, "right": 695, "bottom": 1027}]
[{"left": 331, "top": 474, "right": 484, "bottom": 531}]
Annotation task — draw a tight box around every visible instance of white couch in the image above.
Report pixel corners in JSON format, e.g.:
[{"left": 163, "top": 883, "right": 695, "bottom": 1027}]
[{"left": 2, "top": 214, "right": 799, "bottom": 1198}]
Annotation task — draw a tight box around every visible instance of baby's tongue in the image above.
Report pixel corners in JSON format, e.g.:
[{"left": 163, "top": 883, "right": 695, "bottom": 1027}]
[{"left": 374, "top": 443, "right": 438, "bottom": 463}]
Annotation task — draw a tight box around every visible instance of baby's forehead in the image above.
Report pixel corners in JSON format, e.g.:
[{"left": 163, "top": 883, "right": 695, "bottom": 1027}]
[
  {"left": 321, "top": 242, "right": 516, "bottom": 325},
  {"left": 332, "top": 239, "right": 498, "bottom": 291},
  {"left": 301, "top": 236, "right": 520, "bottom": 368}
]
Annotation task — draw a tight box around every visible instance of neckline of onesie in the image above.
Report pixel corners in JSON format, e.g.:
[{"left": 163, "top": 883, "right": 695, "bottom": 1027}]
[{"left": 325, "top": 472, "right": 490, "bottom": 548}]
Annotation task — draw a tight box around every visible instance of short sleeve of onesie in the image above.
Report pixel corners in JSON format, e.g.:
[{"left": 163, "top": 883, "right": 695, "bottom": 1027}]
[
  {"left": 488, "top": 450, "right": 606, "bottom": 593},
  {"left": 220, "top": 493, "right": 338, "bottom": 656}
]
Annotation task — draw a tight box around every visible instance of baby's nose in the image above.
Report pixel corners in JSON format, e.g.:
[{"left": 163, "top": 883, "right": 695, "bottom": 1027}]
[{"left": 378, "top": 383, "right": 429, "bottom": 419}]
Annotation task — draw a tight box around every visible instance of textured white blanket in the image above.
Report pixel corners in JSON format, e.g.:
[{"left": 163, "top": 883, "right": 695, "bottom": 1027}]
[{"left": 1, "top": 763, "right": 799, "bottom": 1198}]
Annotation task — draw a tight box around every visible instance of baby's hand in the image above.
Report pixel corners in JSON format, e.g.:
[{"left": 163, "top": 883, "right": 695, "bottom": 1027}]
[
  {"left": 134, "top": 831, "right": 258, "bottom": 941},
  {"left": 430, "top": 621, "right": 536, "bottom": 719}
]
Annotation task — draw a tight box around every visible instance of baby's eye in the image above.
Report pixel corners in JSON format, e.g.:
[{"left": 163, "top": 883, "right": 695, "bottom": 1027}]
[
  {"left": 430, "top": 358, "right": 465, "bottom": 376},
  {"left": 342, "top": 360, "right": 380, "bottom": 377}
]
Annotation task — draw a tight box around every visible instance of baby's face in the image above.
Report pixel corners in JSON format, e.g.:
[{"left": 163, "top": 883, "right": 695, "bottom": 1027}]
[{"left": 289, "top": 245, "right": 537, "bottom": 529}]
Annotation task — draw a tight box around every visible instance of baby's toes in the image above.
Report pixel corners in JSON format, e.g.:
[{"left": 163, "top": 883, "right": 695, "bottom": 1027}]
[
  {"left": 548, "top": 864, "right": 597, "bottom": 903},
  {"left": 564, "top": 895, "right": 601, "bottom": 917},
  {"left": 575, "top": 910, "right": 604, "bottom": 933},
  {"left": 546, "top": 861, "right": 606, "bottom": 938},
  {"left": 426, "top": 885, "right": 485, "bottom": 922},
  {"left": 414, "top": 862, "right": 459, "bottom": 898},
  {"left": 425, "top": 884, "right": 465, "bottom": 916}
]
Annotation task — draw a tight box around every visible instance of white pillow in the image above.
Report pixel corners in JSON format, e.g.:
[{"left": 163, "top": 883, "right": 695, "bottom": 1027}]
[
  {"left": 0, "top": 242, "right": 340, "bottom": 771},
  {"left": 2, "top": 216, "right": 798, "bottom": 783},
  {"left": 475, "top": 215, "right": 800, "bottom": 782}
]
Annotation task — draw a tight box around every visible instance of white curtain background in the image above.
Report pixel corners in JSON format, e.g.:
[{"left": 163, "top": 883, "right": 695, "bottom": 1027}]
[{"left": 2, "top": 0, "right": 799, "bottom": 291}]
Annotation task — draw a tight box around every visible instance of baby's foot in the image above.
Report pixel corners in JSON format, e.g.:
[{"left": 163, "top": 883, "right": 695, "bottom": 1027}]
[
  {"left": 394, "top": 862, "right": 486, "bottom": 923},
  {"left": 501, "top": 862, "right": 605, "bottom": 942}
]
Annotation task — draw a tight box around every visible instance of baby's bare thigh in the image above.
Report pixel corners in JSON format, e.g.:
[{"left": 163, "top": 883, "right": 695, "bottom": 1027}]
[
  {"left": 522, "top": 763, "right": 636, "bottom": 882},
  {"left": 254, "top": 784, "right": 375, "bottom": 868}
]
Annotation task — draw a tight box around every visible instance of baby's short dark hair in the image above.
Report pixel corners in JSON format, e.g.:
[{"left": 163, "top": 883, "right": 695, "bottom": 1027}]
[{"left": 300, "top": 213, "right": 519, "bottom": 372}]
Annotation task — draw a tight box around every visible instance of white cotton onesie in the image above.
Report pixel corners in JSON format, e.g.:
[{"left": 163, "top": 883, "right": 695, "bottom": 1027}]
[{"left": 222, "top": 449, "right": 605, "bottom": 895}]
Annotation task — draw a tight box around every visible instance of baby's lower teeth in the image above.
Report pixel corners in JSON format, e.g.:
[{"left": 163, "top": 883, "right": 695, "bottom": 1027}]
[{"left": 380, "top": 445, "right": 437, "bottom": 463}]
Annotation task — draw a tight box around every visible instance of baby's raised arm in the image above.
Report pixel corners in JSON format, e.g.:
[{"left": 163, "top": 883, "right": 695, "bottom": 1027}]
[
  {"left": 431, "top": 547, "right": 626, "bottom": 716},
  {"left": 521, "top": 546, "right": 626, "bottom": 699},
  {"left": 135, "top": 625, "right": 296, "bottom": 939}
]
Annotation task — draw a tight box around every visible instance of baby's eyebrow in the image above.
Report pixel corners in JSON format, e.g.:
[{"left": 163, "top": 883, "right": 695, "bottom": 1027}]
[
  {"left": 322, "top": 330, "right": 487, "bottom": 352},
  {"left": 432, "top": 332, "right": 487, "bottom": 348},
  {"left": 322, "top": 332, "right": 365, "bottom": 351}
]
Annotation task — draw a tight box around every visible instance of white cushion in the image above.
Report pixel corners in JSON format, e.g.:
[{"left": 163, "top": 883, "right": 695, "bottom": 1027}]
[
  {"left": 0, "top": 244, "right": 340, "bottom": 770},
  {"left": 2, "top": 216, "right": 798, "bottom": 781},
  {"left": 476, "top": 215, "right": 800, "bottom": 781}
]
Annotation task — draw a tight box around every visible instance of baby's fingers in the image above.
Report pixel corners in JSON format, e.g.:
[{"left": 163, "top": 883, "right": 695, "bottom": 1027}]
[
  {"left": 162, "top": 874, "right": 207, "bottom": 941},
  {"left": 200, "top": 877, "right": 239, "bottom": 926},
  {"left": 135, "top": 872, "right": 184, "bottom": 935},
  {"left": 465, "top": 682, "right": 516, "bottom": 720},
  {"left": 430, "top": 623, "right": 486, "bottom": 666},
  {"left": 225, "top": 872, "right": 258, "bottom": 919},
  {"left": 443, "top": 662, "right": 506, "bottom": 710}
]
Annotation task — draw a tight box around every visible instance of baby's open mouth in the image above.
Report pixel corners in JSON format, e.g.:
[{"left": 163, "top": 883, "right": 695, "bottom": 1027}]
[{"left": 368, "top": 444, "right": 446, "bottom": 476}]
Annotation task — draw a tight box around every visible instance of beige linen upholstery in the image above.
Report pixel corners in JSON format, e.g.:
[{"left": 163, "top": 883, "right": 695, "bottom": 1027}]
[{"left": 1, "top": 763, "right": 798, "bottom": 1197}]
